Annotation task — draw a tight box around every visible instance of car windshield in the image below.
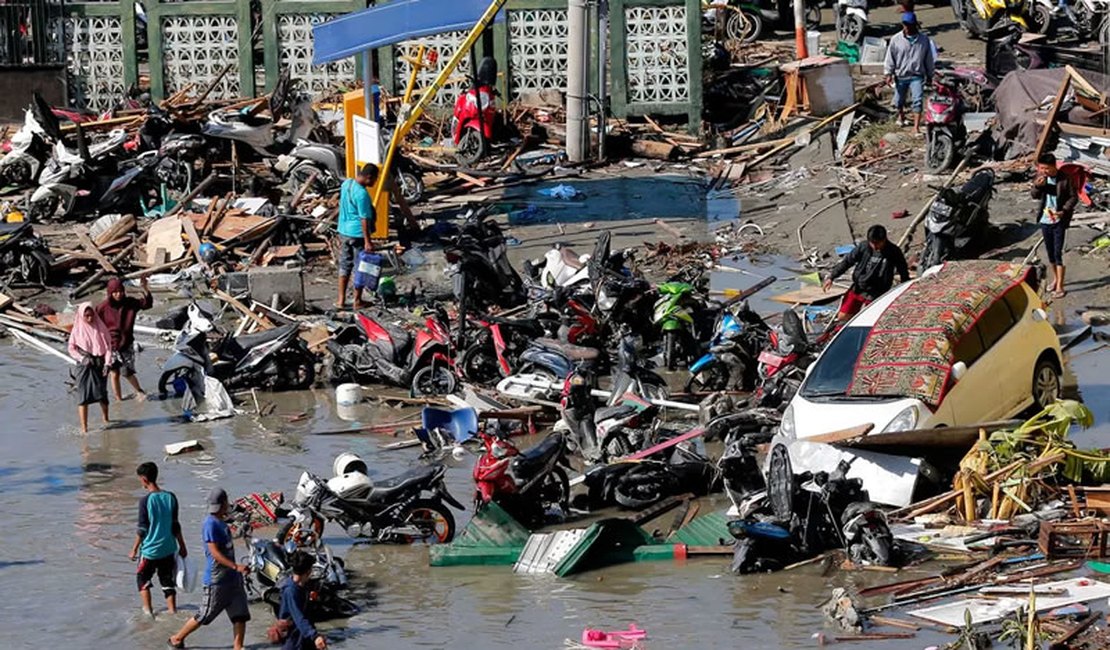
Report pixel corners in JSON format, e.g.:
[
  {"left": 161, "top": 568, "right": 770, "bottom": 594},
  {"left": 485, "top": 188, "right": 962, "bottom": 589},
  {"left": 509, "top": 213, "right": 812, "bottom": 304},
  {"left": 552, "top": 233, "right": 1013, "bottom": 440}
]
[{"left": 800, "top": 326, "right": 872, "bottom": 399}]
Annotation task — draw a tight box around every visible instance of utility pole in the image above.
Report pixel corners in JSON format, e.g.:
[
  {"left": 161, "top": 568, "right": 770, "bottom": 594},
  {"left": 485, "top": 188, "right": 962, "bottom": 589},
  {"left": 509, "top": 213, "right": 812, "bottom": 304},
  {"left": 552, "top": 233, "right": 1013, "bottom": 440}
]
[
  {"left": 597, "top": 0, "right": 609, "bottom": 161},
  {"left": 566, "top": 0, "right": 589, "bottom": 162},
  {"left": 793, "top": 0, "right": 808, "bottom": 59}
]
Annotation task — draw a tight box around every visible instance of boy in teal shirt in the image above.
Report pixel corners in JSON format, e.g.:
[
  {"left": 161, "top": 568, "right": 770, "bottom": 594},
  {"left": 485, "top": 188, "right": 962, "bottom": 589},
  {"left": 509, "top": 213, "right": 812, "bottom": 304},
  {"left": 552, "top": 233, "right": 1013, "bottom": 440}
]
[{"left": 129, "top": 462, "right": 186, "bottom": 617}]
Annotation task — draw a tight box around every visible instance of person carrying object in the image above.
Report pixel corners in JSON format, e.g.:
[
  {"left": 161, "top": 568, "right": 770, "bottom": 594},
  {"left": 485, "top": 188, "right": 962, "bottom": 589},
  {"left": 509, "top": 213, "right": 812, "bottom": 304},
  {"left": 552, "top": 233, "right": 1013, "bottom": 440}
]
[
  {"left": 336, "top": 163, "right": 416, "bottom": 311},
  {"left": 97, "top": 275, "right": 153, "bottom": 402},
  {"left": 130, "top": 462, "right": 187, "bottom": 619},
  {"left": 884, "top": 12, "right": 935, "bottom": 135},
  {"left": 823, "top": 225, "right": 910, "bottom": 322},
  {"left": 275, "top": 550, "right": 328, "bottom": 650},
  {"left": 169, "top": 487, "right": 251, "bottom": 650},
  {"left": 68, "top": 302, "right": 113, "bottom": 433},
  {"left": 1032, "top": 152, "right": 1079, "bottom": 299}
]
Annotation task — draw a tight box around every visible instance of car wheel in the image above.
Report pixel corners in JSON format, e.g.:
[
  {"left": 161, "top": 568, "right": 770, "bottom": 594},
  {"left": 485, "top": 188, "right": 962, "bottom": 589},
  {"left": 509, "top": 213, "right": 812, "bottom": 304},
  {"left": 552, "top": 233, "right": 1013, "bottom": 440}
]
[{"left": 1032, "top": 357, "right": 1061, "bottom": 410}]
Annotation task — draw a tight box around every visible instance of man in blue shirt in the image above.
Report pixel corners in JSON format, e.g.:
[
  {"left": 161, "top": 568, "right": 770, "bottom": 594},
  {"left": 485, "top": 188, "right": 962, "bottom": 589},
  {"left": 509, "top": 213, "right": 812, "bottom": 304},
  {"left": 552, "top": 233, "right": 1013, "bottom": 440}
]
[
  {"left": 169, "top": 488, "right": 251, "bottom": 650},
  {"left": 277, "top": 551, "right": 328, "bottom": 650},
  {"left": 336, "top": 163, "right": 416, "bottom": 310},
  {"left": 129, "top": 462, "right": 186, "bottom": 618}
]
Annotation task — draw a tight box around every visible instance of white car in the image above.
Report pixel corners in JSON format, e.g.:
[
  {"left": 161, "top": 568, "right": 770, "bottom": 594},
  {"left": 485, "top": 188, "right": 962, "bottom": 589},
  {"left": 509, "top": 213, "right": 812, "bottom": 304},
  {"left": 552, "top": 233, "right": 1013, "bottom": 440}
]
[{"left": 768, "top": 261, "right": 1063, "bottom": 506}]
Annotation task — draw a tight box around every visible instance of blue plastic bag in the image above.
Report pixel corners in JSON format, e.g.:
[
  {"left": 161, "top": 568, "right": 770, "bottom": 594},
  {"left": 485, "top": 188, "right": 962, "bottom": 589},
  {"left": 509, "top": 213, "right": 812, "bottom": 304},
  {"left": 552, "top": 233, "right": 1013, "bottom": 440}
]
[{"left": 353, "top": 251, "right": 382, "bottom": 291}]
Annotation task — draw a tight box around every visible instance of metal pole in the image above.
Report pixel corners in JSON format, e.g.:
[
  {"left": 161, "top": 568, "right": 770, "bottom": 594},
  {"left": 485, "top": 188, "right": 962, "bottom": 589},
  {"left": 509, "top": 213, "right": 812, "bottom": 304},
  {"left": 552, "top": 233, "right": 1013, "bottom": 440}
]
[
  {"left": 566, "top": 0, "right": 589, "bottom": 162},
  {"left": 597, "top": 0, "right": 609, "bottom": 161},
  {"left": 362, "top": 50, "right": 373, "bottom": 121},
  {"left": 793, "top": 0, "right": 808, "bottom": 59}
]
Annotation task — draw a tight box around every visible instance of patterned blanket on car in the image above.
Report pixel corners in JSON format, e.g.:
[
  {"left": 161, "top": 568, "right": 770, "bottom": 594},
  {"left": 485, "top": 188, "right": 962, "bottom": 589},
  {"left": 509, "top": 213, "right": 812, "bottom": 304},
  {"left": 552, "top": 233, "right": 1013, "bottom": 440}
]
[{"left": 846, "top": 261, "right": 1029, "bottom": 407}]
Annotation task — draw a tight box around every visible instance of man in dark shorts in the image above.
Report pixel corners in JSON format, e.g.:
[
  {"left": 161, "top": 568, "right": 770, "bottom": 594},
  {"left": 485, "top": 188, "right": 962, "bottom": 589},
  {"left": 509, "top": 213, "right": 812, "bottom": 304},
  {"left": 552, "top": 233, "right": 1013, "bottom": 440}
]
[
  {"left": 1031, "top": 152, "right": 1078, "bottom": 298},
  {"left": 823, "top": 225, "right": 911, "bottom": 322},
  {"left": 96, "top": 275, "right": 153, "bottom": 401},
  {"left": 129, "top": 462, "right": 186, "bottom": 618},
  {"left": 169, "top": 488, "right": 250, "bottom": 650}
]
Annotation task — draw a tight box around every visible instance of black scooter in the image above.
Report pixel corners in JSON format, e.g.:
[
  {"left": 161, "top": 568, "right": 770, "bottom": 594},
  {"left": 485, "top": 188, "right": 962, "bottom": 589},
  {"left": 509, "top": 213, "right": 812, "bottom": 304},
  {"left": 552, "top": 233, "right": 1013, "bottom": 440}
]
[
  {"left": 0, "top": 221, "right": 54, "bottom": 286},
  {"left": 920, "top": 169, "right": 994, "bottom": 270},
  {"left": 158, "top": 303, "right": 316, "bottom": 397},
  {"left": 444, "top": 206, "right": 525, "bottom": 311}
]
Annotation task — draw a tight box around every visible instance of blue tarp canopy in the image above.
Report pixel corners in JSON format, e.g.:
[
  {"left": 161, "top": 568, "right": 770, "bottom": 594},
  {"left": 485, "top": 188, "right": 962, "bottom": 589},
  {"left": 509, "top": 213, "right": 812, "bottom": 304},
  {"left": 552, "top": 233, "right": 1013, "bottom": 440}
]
[{"left": 312, "top": 0, "right": 505, "bottom": 65}]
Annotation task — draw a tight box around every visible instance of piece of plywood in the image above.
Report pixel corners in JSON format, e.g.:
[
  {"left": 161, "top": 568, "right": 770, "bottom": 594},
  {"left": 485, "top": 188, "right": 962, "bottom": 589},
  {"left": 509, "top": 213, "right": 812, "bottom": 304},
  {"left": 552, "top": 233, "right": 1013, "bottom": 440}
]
[
  {"left": 145, "top": 217, "right": 185, "bottom": 266},
  {"left": 770, "top": 284, "right": 846, "bottom": 305},
  {"left": 909, "top": 577, "right": 1110, "bottom": 626}
]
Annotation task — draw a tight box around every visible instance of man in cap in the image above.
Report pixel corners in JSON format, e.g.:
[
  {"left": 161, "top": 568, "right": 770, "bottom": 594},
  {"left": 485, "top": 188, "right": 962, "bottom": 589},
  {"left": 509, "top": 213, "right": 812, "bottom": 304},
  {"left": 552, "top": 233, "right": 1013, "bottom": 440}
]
[
  {"left": 168, "top": 487, "right": 250, "bottom": 650},
  {"left": 884, "top": 11, "right": 935, "bottom": 135}
]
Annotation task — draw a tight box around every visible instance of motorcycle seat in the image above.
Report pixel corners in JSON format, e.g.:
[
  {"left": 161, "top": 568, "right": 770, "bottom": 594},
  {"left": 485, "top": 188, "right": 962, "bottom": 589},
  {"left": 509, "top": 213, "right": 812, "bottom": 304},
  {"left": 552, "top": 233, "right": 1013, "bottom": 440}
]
[
  {"left": 560, "top": 247, "right": 585, "bottom": 270},
  {"left": 511, "top": 434, "right": 562, "bottom": 476},
  {"left": 0, "top": 222, "right": 29, "bottom": 237},
  {"left": 594, "top": 404, "right": 637, "bottom": 423},
  {"left": 233, "top": 324, "right": 296, "bottom": 350},
  {"left": 536, "top": 338, "right": 598, "bottom": 361},
  {"left": 483, "top": 315, "right": 541, "bottom": 331},
  {"left": 368, "top": 465, "right": 439, "bottom": 501}
]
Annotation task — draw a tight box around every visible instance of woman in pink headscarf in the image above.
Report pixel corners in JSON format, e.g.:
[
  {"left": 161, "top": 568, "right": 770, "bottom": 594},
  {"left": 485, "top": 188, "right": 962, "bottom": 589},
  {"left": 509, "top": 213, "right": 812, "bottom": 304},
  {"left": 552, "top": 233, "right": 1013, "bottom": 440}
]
[{"left": 68, "top": 303, "right": 113, "bottom": 433}]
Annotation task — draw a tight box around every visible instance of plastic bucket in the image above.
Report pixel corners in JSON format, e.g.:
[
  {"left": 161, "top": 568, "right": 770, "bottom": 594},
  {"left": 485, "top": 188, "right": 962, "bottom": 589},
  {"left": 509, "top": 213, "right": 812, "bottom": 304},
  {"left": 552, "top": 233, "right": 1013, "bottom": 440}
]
[
  {"left": 335, "top": 383, "right": 362, "bottom": 406},
  {"left": 333, "top": 452, "right": 368, "bottom": 477}
]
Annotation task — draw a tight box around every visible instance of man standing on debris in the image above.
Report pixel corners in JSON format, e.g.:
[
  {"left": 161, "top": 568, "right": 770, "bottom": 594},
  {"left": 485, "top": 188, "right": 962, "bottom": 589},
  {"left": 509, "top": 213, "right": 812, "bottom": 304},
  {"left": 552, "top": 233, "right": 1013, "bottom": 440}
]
[
  {"left": 169, "top": 487, "right": 250, "bottom": 650},
  {"left": 823, "top": 225, "right": 910, "bottom": 322},
  {"left": 884, "top": 12, "right": 934, "bottom": 135},
  {"left": 97, "top": 276, "right": 153, "bottom": 401},
  {"left": 1032, "top": 152, "right": 1078, "bottom": 299},
  {"left": 336, "top": 163, "right": 417, "bottom": 310}
]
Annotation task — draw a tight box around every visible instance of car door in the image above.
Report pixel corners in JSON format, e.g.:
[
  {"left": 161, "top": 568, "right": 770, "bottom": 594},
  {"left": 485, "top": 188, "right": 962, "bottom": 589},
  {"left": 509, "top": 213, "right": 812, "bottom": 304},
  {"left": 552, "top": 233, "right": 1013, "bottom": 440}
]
[
  {"left": 938, "top": 323, "right": 998, "bottom": 425},
  {"left": 962, "top": 295, "right": 1022, "bottom": 420}
]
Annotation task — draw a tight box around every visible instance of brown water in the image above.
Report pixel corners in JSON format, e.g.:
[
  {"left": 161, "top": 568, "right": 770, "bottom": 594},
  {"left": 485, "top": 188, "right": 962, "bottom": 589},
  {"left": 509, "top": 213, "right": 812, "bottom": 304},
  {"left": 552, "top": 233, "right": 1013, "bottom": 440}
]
[{"left": 1, "top": 313, "right": 1106, "bottom": 649}]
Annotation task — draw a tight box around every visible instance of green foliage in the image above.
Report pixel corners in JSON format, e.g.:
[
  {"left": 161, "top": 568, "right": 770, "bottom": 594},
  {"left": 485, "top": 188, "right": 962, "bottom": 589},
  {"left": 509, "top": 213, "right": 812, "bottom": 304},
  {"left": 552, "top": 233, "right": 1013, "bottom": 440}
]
[{"left": 982, "top": 400, "right": 1101, "bottom": 482}]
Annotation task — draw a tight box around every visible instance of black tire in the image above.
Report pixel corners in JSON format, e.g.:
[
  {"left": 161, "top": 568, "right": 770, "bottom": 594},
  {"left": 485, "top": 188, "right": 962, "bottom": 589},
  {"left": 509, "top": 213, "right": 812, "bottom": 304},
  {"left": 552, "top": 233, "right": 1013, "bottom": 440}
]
[
  {"left": 1032, "top": 356, "right": 1061, "bottom": 410},
  {"left": 411, "top": 365, "right": 458, "bottom": 397},
  {"left": 864, "top": 529, "right": 893, "bottom": 566},
  {"left": 838, "top": 14, "right": 865, "bottom": 44},
  {"left": 663, "top": 330, "right": 680, "bottom": 371},
  {"left": 276, "top": 349, "right": 316, "bottom": 390},
  {"left": 395, "top": 170, "right": 425, "bottom": 205},
  {"left": 289, "top": 161, "right": 329, "bottom": 195},
  {"left": 537, "top": 467, "right": 570, "bottom": 515},
  {"left": 1100, "top": 18, "right": 1110, "bottom": 45},
  {"left": 767, "top": 444, "right": 795, "bottom": 522},
  {"left": 29, "top": 195, "right": 60, "bottom": 222},
  {"left": 726, "top": 9, "right": 761, "bottom": 43},
  {"left": 640, "top": 376, "right": 669, "bottom": 403},
  {"left": 456, "top": 129, "right": 487, "bottom": 166},
  {"left": 157, "top": 367, "right": 193, "bottom": 398},
  {"left": 1029, "top": 3, "right": 1052, "bottom": 34},
  {"left": 805, "top": 5, "right": 821, "bottom": 30},
  {"left": 964, "top": 0, "right": 991, "bottom": 37},
  {"left": 684, "top": 360, "right": 731, "bottom": 393},
  {"left": 397, "top": 498, "right": 456, "bottom": 544},
  {"left": 459, "top": 342, "right": 502, "bottom": 385},
  {"left": 925, "top": 132, "right": 956, "bottom": 174},
  {"left": 614, "top": 466, "right": 673, "bottom": 509},
  {"left": 921, "top": 235, "right": 951, "bottom": 271}
]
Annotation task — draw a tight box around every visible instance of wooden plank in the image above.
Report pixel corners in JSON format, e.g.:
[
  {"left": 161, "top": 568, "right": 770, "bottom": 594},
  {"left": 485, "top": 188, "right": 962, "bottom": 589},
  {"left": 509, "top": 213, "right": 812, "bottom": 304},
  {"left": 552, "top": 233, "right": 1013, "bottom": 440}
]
[
  {"left": 807, "top": 424, "right": 875, "bottom": 444},
  {"left": 180, "top": 214, "right": 205, "bottom": 266},
  {"left": 214, "top": 289, "right": 273, "bottom": 330},
  {"left": 1034, "top": 75, "right": 1071, "bottom": 161},
  {"left": 76, "top": 232, "right": 117, "bottom": 274},
  {"left": 145, "top": 217, "right": 185, "bottom": 266},
  {"left": 769, "top": 285, "right": 846, "bottom": 305},
  {"left": 0, "top": 293, "right": 12, "bottom": 311},
  {"left": 836, "top": 420, "right": 1022, "bottom": 449}
]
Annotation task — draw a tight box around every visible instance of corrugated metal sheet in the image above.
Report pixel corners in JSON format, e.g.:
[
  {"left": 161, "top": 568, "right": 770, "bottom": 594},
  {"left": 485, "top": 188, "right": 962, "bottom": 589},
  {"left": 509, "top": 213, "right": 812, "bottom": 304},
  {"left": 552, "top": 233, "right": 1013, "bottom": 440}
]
[
  {"left": 668, "top": 511, "right": 731, "bottom": 547},
  {"left": 1057, "top": 135, "right": 1110, "bottom": 177},
  {"left": 514, "top": 529, "right": 588, "bottom": 574},
  {"left": 428, "top": 502, "right": 530, "bottom": 567}
]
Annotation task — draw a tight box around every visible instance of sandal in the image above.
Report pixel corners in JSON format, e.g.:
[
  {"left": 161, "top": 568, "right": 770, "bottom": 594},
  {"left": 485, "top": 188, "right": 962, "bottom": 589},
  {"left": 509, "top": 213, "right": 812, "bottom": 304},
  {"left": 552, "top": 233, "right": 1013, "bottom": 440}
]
[
  {"left": 1052, "top": 290, "right": 1067, "bottom": 299},
  {"left": 167, "top": 639, "right": 185, "bottom": 649}
]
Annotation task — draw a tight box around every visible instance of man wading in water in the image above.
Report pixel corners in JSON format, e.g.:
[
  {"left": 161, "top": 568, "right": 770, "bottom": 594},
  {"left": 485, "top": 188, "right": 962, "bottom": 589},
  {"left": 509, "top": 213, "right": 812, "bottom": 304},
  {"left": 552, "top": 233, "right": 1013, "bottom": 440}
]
[
  {"left": 169, "top": 488, "right": 251, "bottom": 650},
  {"left": 97, "top": 276, "right": 153, "bottom": 401},
  {"left": 130, "top": 462, "right": 187, "bottom": 618}
]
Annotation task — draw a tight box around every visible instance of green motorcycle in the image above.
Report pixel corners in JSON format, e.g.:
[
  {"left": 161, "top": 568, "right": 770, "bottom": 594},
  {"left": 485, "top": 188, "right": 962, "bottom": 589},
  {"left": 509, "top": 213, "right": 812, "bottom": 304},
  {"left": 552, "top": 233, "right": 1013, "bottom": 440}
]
[{"left": 653, "top": 282, "right": 698, "bottom": 371}]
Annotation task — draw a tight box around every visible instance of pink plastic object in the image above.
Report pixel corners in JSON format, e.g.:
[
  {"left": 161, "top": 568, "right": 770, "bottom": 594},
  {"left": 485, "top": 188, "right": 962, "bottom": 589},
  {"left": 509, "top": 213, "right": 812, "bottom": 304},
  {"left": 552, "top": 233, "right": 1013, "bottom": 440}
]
[{"left": 581, "top": 624, "right": 647, "bottom": 648}]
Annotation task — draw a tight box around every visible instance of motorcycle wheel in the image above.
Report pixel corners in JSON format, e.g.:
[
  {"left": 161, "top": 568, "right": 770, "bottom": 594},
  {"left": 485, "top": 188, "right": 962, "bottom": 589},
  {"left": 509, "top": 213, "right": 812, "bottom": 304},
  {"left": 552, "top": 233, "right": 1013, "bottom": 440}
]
[
  {"left": 28, "top": 195, "right": 60, "bottom": 222},
  {"left": 767, "top": 445, "right": 795, "bottom": 522},
  {"left": 537, "top": 467, "right": 571, "bottom": 516},
  {"left": 157, "top": 367, "right": 192, "bottom": 399},
  {"left": 964, "top": 0, "right": 991, "bottom": 37},
  {"left": 726, "top": 9, "right": 762, "bottom": 43},
  {"left": 321, "top": 594, "right": 360, "bottom": 619},
  {"left": 924, "top": 132, "right": 955, "bottom": 174},
  {"left": 411, "top": 365, "right": 458, "bottom": 397},
  {"left": 662, "top": 330, "right": 680, "bottom": 371},
  {"left": 276, "top": 516, "right": 325, "bottom": 545},
  {"left": 921, "top": 235, "right": 951, "bottom": 271},
  {"left": 613, "top": 466, "right": 673, "bottom": 509},
  {"left": 5, "top": 159, "right": 31, "bottom": 186},
  {"left": 684, "top": 360, "right": 731, "bottom": 393},
  {"left": 863, "top": 528, "right": 893, "bottom": 566},
  {"left": 805, "top": 5, "right": 821, "bottom": 30},
  {"left": 397, "top": 498, "right": 456, "bottom": 544},
  {"left": 276, "top": 349, "right": 316, "bottom": 390},
  {"left": 459, "top": 342, "right": 502, "bottom": 385},
  {"left": 289, "top": 161, "right": 329, "bottom": 195},
  {"left": 23, "top": 250, "right": 54, "bottom": 286},
  {"left": 456, "top": 129, "right": 488, "bottom": 166},
  {"left": 1029, "top": 3, "right": 1052, "bottom": 33},
  {"left": 640, "top": 377, "right": 670, "bottom": 403},
  {"left": 1101, "top": 18, "right": 1110, "bottom": 45},
  {"left": 395, "top": 169, "right": 425, "bottom": 205},
  {"left": 838, "top": 14, "right": 865, "bottom": 44}
]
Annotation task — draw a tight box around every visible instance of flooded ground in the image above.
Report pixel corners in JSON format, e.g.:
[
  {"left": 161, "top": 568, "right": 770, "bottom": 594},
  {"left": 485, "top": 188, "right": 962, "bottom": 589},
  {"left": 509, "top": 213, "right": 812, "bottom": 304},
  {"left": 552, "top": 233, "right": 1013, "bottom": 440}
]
[{"left": 1, "top": 295, "right": 1106, "bottom": 649}]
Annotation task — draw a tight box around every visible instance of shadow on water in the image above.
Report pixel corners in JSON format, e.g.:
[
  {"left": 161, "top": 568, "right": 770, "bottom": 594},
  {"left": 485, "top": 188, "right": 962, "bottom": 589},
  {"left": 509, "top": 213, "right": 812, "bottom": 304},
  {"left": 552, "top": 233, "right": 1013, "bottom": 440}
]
[{"left": 0, "top": 560, "right": 44, "bottom": 569}]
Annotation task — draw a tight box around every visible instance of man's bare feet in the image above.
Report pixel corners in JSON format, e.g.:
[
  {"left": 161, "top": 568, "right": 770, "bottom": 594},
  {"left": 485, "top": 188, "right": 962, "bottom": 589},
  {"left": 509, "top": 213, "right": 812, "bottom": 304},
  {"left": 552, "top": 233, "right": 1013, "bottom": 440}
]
[{"left": 134, "top": 391, "right": 147, "bottom": 402}]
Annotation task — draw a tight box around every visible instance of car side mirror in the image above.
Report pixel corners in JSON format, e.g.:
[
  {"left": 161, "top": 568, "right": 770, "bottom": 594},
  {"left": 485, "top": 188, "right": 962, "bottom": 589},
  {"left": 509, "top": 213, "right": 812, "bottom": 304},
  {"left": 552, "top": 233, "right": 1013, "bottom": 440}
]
[
  {"left": 951, "top": 361, "right": 968, "bottom": 382},
  {"left": 1031, "top": 308, "right": 1047, "bottom": 322}
]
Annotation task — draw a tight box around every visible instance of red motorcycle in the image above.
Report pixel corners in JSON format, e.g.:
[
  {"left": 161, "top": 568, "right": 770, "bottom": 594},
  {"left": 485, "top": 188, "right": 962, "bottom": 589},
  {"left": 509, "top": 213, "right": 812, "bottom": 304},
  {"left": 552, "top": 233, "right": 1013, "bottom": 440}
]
[
  {"left": 754, "top": 310, "right": 816, "bottom": 407},
  {"left": 408, "top": 307, "right": 459, "bottom": 397},
  {"left": 473, "top": 430, "right": 571, "bottom": 527},
  {"left": 451, "top": 56, "right": 506, "bottom": 166},
  {"left": 457, "top": 315, "right": 547, "bottom": 385},
  {"left": 924, "top": 68, "right": 990, "bottom": 173}
]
